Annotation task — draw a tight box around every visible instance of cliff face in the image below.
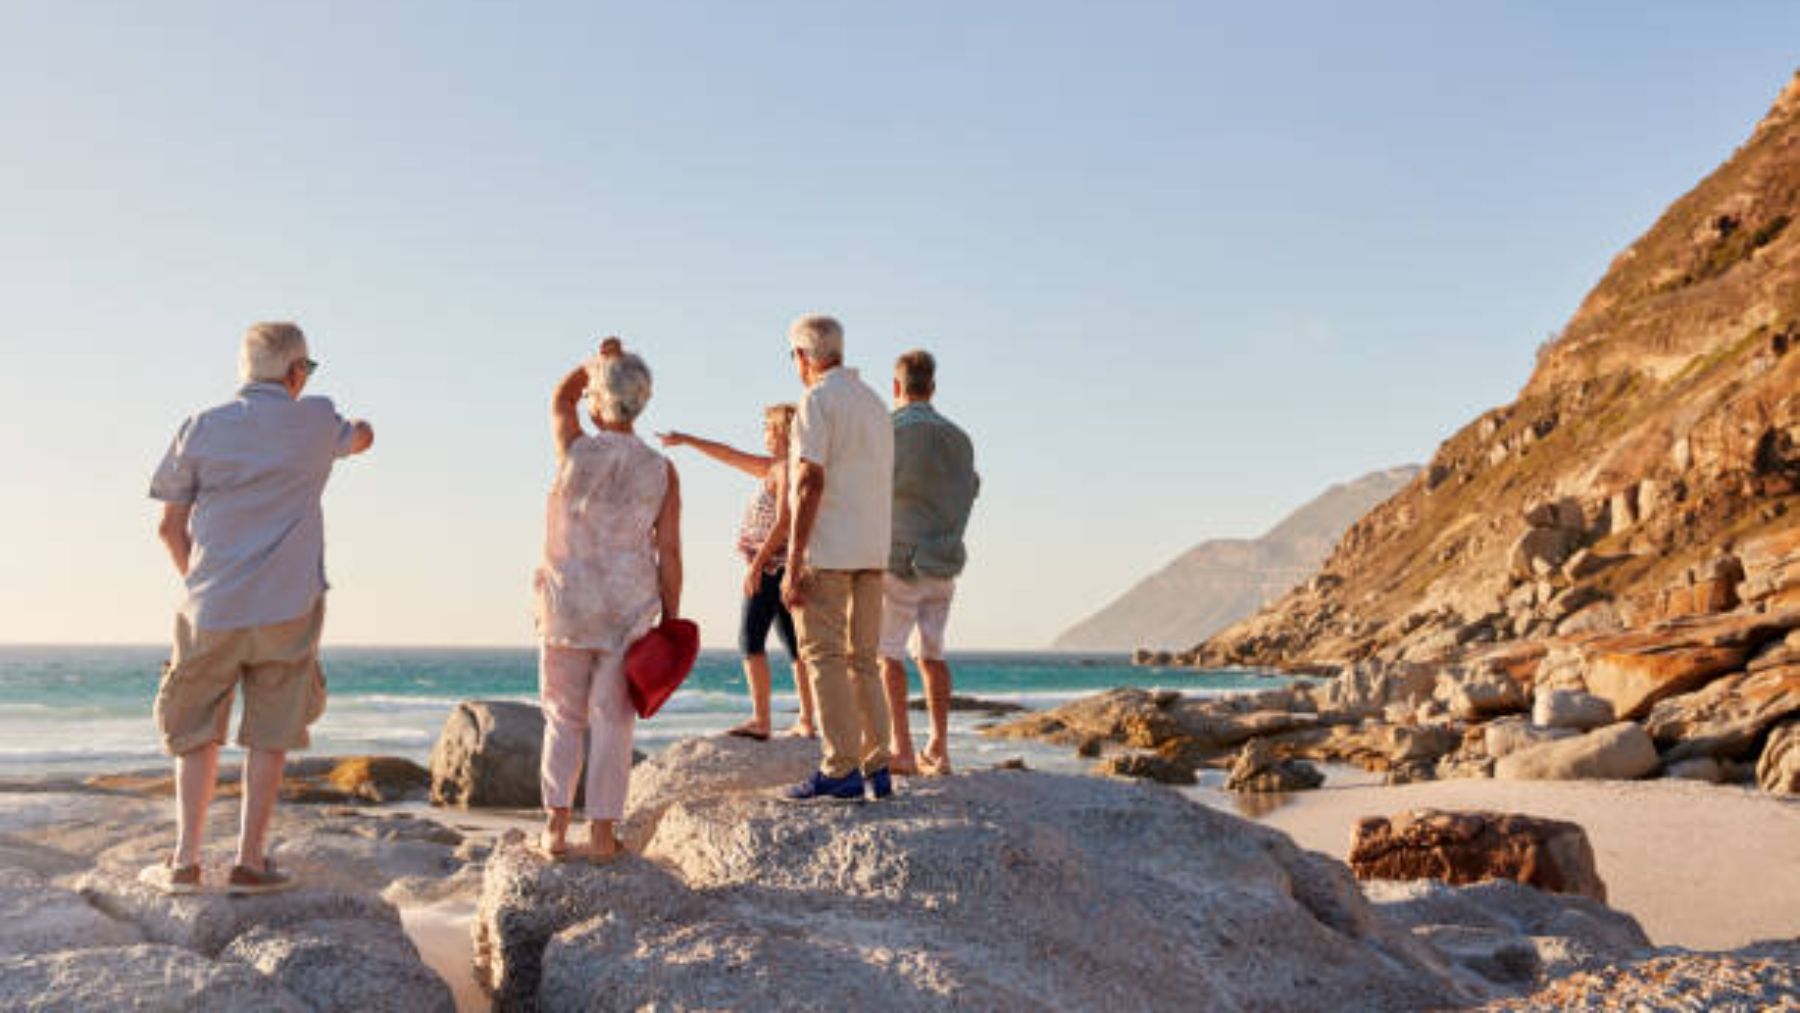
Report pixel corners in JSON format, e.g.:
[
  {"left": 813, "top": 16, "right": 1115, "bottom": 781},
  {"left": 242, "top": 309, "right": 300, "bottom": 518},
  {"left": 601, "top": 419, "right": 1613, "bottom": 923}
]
[
  {"left": 1053, "top": 467, "right": 1417, "bottom": 651},
  {"left": 1199, "top": 72, "right": 1800, "bottom": 670}
]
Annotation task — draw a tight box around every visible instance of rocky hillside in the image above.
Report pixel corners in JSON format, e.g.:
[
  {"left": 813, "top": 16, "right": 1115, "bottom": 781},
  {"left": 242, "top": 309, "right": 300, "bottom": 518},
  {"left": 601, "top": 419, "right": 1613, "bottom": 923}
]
[
  {"left": 1195, "top": 71, "right": 1800, "bottom": 672},
  {"left": 1054, "top": 466, "right": 1418, "bottom": 651}
]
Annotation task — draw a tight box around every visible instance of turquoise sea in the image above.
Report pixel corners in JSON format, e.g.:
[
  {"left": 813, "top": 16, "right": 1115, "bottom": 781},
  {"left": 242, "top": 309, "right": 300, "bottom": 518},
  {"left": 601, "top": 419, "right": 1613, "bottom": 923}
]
[{"left": 0, "top": 647, "right": 1287, "bottom": 778}]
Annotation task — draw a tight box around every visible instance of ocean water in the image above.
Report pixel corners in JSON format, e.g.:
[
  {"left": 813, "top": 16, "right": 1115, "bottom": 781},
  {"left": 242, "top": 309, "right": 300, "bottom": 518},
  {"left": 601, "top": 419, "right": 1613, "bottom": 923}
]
[{"left": 0, "top": 646, "right": 1287, "bottom": 778}]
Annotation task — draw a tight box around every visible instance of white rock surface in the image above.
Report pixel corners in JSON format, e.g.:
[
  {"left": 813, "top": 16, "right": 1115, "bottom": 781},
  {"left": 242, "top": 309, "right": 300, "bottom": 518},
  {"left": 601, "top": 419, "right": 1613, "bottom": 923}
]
[{"left": 477, "top": 735, "right": 1466, "bottom": 1011}]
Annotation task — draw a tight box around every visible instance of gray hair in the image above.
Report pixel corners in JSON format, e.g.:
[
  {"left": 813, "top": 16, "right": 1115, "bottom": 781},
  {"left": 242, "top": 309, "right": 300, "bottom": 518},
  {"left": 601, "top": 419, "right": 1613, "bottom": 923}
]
[
  {"left": 789, "top": 314, "right": 844, "bottom": 365},
  {"left": 240, "top": 322, "right": 307, "bottom": 382},
  {"left": 585, "top": 351, "right": 653, "bottom": 424}
]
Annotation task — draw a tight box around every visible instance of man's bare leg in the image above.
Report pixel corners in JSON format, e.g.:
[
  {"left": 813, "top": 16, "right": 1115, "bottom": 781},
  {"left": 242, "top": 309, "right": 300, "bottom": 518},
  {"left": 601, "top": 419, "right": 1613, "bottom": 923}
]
[
  {"left": 235, "top": 747, "right": 286, "bottom": 871},
  {"left": 172, "top": 742, "right": 220, "bottom": 866},
  {"left": 880, "top": 657, "right": 918, "bottom": 774},
  {"left": 920, "top": 658, "right": 954, "bottom": 773},
  {"left": 788, "top": 659, "right": 818, "bottom": 736}
]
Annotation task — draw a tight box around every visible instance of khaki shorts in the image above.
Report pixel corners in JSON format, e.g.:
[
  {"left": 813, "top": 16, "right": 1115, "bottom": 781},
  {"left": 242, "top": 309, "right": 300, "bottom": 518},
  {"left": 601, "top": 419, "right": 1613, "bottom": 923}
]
[
  {"left": 155, "top": 598, "right": 328, "bottom": 756},
  {"left": 879, "top": 573, "right": 956, "bottom": 661}
]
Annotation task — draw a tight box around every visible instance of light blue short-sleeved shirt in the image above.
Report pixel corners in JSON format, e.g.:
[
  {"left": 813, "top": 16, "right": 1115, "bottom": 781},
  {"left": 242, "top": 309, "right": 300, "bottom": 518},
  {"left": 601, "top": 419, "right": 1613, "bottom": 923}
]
[{"left": 149, "top": 382, "right": 361, "bottom": 630}]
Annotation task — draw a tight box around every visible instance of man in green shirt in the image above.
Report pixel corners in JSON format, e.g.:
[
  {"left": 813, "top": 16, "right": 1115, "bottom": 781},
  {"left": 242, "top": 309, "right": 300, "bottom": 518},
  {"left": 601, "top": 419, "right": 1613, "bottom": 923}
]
[{"left": 879, "top": 349, "right": 979, "bottom": 776}]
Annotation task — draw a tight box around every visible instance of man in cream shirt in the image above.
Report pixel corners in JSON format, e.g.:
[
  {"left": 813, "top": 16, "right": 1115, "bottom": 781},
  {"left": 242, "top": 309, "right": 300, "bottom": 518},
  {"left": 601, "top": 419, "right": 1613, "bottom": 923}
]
[{"left": 780, "top": 314, "right": 897, "bottom": 801}]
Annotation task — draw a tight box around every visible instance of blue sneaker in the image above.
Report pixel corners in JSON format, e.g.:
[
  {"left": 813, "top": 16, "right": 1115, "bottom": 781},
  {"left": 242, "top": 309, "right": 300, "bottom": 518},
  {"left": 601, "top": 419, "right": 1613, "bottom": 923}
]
[
  {"left": 785, "top": 769, "right": 865, "bottom": 802},
  {"left": 866, "top": 767, "right": 893, "bottom": 801}
]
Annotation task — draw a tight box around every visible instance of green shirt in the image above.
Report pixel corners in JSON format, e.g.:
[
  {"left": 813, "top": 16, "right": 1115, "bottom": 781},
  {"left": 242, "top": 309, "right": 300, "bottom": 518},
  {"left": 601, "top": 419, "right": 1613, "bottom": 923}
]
[{"left": 889, "top": 402, "right": 979, "bottom": 580}]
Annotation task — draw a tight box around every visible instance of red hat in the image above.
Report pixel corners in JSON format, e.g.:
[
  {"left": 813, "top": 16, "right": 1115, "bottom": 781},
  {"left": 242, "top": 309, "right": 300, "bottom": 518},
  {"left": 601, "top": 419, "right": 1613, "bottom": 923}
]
[{"left": 625, "top": 619, "right": 700, "bottom": 719}]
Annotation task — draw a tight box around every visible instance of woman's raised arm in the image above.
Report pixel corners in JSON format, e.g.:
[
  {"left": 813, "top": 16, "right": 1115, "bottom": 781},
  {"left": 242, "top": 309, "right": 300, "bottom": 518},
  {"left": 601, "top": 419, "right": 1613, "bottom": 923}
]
[{"left": 550, "top": 366, "right": 587, "bottom": 458}]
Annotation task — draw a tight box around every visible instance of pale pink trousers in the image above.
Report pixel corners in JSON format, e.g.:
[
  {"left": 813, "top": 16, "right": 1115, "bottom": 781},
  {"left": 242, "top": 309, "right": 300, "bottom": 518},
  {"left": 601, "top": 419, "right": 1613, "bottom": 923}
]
[{"left": 538, "top": 644, "right": 635, "bottom": 821}]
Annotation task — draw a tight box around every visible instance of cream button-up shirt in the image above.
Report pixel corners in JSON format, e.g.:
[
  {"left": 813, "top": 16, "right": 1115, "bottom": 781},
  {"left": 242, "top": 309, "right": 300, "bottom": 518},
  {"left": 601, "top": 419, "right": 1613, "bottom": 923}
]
[{"left": 791, "top": 367, "right": 894, "bottom": 571}]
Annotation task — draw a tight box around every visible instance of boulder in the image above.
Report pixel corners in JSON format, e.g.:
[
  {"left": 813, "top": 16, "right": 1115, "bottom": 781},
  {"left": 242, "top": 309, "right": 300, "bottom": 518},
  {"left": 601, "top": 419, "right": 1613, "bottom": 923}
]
[
  {"left": 1225, "top": 738, "right": 1324, "bottom": 793},
  {"left": 476, "top": 743, "right": 1465, "bottom": 1011},
  {"left": 429, "top": 700, "right": 550, "bottom": 808},
  {"left": 1438, "top": 664, "right": 1530, "bottom": 721},
  {"left": 1094, "top": 752, "right": 1196, "bottom": 785},
  {"left": 1483, "top": 717, "right": 1578, "bottom": 759},
  {"left": 1348, "top": 809, "right": 1609, "bottom": 902},
  {"left": 223, "top": 917, "right": 455, "bottom": 1013},
  {"left": 324, "top": 756, "right": 432, "bottom": 803},
  {"left": 1493, "top": 723, "right": 1660, "bottom": 782},
  {"left": 1644, "top": 663, "right": 1800, "bottom": 760},
  {"left": 1363, "top": 878, "right": 1649, "bottom": 998},
  {"left": 1759, "top": 719, "right": 1800, "bottom": 794},
  {"left": 1532, "top": 689, "right": 1616, "bottom": 731},
  {"left": 0, "top": 944, "right": 309, "bottom": 1011},
  {"left": 0, "top": 866, "right": 142, "bottom": 956}
]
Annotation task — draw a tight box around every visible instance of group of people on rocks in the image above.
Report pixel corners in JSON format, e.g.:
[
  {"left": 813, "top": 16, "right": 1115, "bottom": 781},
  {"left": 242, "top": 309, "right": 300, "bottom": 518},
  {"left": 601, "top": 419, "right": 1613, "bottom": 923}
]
[{"left": 141, "top": 315, "right": 977, "bottom": 890}]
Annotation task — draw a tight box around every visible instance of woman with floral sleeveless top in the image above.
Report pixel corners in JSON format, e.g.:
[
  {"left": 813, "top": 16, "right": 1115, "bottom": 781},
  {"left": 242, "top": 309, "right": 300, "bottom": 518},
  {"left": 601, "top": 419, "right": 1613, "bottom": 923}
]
[
  {"left": 659, "top": 404, "right": 818, "bottom": 741},
  {"left": 534, "top": 340, "right": 682, "bottom": 860}
]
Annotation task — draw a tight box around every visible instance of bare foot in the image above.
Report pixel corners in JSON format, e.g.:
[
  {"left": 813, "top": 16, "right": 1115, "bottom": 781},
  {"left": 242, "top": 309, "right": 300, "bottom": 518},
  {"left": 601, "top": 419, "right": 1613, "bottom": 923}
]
[
  {"left": 919, "top": 745, "right": 953, "bottom": 777},
  {"left": 890, "top": 755, "right": 919, "bottom": 776},
  {"left": 781, "top": 722, "right": 818, "bottom": 739},
  {"left": 726, "top": 720, "right": 771, "bottom": 741}
]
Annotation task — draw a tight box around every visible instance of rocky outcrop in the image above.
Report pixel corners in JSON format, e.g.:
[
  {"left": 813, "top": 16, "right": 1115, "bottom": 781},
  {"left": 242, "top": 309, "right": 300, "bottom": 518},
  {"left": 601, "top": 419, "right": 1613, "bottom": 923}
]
[
  {"left": 1486, "top": 939, "right": 1800, "bottom": 1011},
  {"left": 476, "top": 735, "right": 1465, "bottom": 1011},
  {"left": 980, "top": 686, "right": 1320, "bottom": 761},
  {"left": 0, "top": 866, "right": 142, "bottom": 956},
  {"left": 430, "top": 700, "right": 550, "bottom": 808},
  {"left": 0, "top": 785, "right": 470, "bottom": 1013},
  {"left": 0, "top": 944, "right": 310, "bottom": 1011},
  {"left": 1349, "top": 809, "right": 1609, "bottom": 902},
  {"left": 1193, "top": 73, "right": 1800, "bottom": 683},
  {"left": 223, "top": 918, "right": 455, "bottom": 1013},
  {"left": 1055, "top": 466, "right": 1419, "bottom": 651}
]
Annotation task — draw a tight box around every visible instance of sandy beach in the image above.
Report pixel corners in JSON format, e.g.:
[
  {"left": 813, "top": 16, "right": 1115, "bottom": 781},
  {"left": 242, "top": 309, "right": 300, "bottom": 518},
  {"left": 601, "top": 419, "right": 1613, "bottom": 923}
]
[{"left": 1249, "top": 776, "right": 1800, "bottom": 951}]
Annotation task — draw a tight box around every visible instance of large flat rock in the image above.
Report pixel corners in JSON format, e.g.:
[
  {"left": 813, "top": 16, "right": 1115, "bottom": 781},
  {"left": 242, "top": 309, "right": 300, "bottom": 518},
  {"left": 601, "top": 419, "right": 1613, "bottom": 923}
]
[
  {"left": 0, "top": 866, "right": 142, "bottom": 956},
  {"left": 477, "top": 736, "right": 1468, "bottom": 1011},
  {"left": 0, "top": 943, "right": 309, "bottom": 1012}
]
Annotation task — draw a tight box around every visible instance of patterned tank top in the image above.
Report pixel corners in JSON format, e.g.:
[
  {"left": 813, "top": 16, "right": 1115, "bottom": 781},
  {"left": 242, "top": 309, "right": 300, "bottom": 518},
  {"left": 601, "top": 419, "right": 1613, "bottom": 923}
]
[{"left": 533, "top": 431, "right": 670, "bottom": 650}]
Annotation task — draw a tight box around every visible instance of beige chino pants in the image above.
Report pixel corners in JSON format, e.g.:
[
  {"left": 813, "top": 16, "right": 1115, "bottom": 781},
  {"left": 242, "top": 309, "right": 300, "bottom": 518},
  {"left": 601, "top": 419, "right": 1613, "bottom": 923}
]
[{"left": 794, "top": 568, "right": 891, "bottom": 779}]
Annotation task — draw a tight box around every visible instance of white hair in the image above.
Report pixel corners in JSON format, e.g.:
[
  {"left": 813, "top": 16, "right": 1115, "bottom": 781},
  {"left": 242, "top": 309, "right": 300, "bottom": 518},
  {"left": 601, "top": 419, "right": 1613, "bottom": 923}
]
[
  {"left": 240, "top": 322, "right": 308, "bottom": 382},
  {"left": 585, "top": 351, "right": 653, "bottom": 424},
  {"left": 788, "top": 314, "right": 844, "bottom": 364}
]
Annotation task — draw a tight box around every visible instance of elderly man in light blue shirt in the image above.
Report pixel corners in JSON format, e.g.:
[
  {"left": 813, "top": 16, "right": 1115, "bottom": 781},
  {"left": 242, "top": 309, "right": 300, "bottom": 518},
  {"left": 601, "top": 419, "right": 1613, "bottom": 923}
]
[{"left": 143, "top": 322, "right": 373, "bottom": 895}]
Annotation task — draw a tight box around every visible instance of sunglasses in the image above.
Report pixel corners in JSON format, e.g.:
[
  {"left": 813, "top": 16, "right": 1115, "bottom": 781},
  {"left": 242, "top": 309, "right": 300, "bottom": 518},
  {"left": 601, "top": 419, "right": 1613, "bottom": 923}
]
[{"left": 301, "top": 358, "right": 319, "bottom": 375}]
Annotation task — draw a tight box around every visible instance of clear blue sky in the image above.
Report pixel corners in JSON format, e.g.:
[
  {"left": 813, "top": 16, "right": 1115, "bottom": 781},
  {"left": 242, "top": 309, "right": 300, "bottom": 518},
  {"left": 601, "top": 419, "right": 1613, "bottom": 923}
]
[{"left": 1, "top": 2, "right": 1795, "bottom": 648}]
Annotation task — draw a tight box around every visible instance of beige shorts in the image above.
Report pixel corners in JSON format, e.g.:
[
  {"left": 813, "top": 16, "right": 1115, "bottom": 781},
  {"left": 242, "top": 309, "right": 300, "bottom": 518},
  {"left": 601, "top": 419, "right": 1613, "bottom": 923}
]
[
  {"left": 155, "top": 598, "right": 328, "bottom": 756},
  {"left": 879, "top": 573, "right": 956, "bottom": 661}
]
